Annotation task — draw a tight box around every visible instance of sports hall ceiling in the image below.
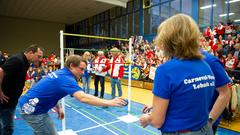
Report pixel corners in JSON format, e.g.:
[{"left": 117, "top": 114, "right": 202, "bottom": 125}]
[{"left": 0, "top": 0, "right": 129, "bottom": 24}]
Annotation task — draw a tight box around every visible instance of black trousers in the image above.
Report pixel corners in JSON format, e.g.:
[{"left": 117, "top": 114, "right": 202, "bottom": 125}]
[{"left": 94, "top": 75, "right": 105, "bottom": 98}]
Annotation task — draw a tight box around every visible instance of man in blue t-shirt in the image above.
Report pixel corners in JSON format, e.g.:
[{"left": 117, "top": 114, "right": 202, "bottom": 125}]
[
  {"left": 142, "top": 51, "right": 231, "bottom": 134},
  {"left": 19, "top": 55, "right": 127, "bottom": 135}
]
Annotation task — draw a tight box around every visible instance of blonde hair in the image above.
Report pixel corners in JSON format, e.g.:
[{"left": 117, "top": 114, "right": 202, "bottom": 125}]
[
  {"left": 82, "top": 51, "right": 90, "bottom": 61},
  {"left": 155, "top": 14, "right": 203, "bottom": 59}
]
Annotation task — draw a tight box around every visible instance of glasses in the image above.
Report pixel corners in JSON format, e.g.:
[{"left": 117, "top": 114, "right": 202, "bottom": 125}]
[{"left": 77, "top": 67, "right": 86, "bottom": 71}]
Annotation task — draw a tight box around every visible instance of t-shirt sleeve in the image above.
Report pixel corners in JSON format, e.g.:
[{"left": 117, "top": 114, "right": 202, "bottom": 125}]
[
  {"left": 209, "top": 59, "right": 231, "bottom": 87},
  {"left": 1, "top": 57, "right": 21, "bottom": 76},
  {"left": 60, "top": 78, "right": 83, "bottom": 96},
  {"left": 152, "top": 66, "right": 171, "bottom": 99}
]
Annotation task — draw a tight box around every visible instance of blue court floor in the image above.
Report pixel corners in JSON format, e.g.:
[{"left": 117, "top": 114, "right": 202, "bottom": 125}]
[{"left": 14, "top": 93, "right": 240, "bottom": 135}]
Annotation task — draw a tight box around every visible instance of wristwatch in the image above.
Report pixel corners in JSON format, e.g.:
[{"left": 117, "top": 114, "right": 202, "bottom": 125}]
[{"left": 208, "top": 115, "right": 214, "bottom": 124}]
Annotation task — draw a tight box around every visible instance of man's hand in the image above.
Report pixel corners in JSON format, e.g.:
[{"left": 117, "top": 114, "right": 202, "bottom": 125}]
[
  {"left": 142, "top": 105, "right": 153, "bottom": 114},
  {"left": 139, "top": 114, "right": 151, "bottom": 128},
  {"left": 107, "top": 97, "right": 127, "bottom": 107},
  {"left": 0, "top": 90, "right": 9, "bottom": 104}
]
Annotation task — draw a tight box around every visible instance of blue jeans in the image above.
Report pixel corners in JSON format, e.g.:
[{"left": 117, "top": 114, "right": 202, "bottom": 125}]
[
  {"left": 162, "top": 123, "right": 213, "bottom": 135},
  {"left": 82, "top": 75, "right": 91, "bottom": 94},
  {"left": 0, "top": 106, "right": 16, "bottom": 135},
  {"left": 110, "top": 78, "right": 122, "bottom": 98},
  {"left": 21, "top": 113, "right": 58, "bottom": 135}
]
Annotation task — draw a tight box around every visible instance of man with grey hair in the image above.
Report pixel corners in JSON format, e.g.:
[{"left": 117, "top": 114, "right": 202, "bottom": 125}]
[{"left": 93, "top": 51, "right": 110, "bottom": 98}]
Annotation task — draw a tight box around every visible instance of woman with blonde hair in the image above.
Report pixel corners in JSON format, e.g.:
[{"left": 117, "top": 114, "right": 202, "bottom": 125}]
[
  {"left": 82, "top": 51, "right": 93, "bottom": 94},
  {"left": 139, "top": 14, "right": 216, "bottom": 135}
]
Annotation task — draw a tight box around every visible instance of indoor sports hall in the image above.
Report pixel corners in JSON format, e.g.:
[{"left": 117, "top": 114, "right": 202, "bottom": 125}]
[{"left": 0, "top": 0, "right": 240, "bottom": 135}]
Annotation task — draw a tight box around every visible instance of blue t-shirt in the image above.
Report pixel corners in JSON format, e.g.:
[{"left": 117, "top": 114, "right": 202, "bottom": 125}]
[
  {"left": 153, "top": 58, "right": 215, "bottom": 132},
  {"left": 202, "top": 51, "right": 231, "bottom": 126},
  {"left": 19, "top": 68, "right": 82, "bottom": 115}
]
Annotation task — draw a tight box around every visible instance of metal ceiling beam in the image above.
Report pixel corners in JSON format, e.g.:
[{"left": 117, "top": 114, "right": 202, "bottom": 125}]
[{"left": 95, "top": 0, "right": 127, "bottom": 8}]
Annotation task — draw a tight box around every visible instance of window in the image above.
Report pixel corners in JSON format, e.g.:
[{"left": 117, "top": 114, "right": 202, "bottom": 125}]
[
  {"left": 213, "top": 0, "right": 227, "bottom": 25},
  {"left": 152, "top": 0, "right": 160, "bottom": 5},
  {"left": 182, "top": 0, "right": 192, "bottom": 16},
  {"left": 110, "top": 8, "right": 116, "bottom": 19},
  {"left": 199, "top": 0, "right": 212, "bottom": 28},
  {"left": 170, "top": 0, "right": 180, "bottom": 16},
  {"left": 151, "top": 5, "right": 161, "bottom": 33},
  {"left": 128, "top": 14, "right": 133, "bottom": 36},
  {"left": 160, "top": 2, "right": 170, "bottom": 23},
  {"left": 144, "top": 8, "right": 151, "bottom": 35},
  {"left": 134, "top": 0, "right": 140, "bottom": 11},
  {"left": 127, "top": 1, "right": 133, "bottom": 13},
  {"left": 229, "top": 0, "right": 240, "bottom": 24},
  {"left": 122, "top": 15, "right": 128, "bottom": 37},
  {"left": 116, "top": 18, "right": 122, "bottom": 37},
  {"left": 134, "top": 12, "right": 139, "bottom": 35}
]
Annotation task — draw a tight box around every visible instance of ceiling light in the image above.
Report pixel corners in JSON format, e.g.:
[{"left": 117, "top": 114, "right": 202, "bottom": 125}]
[
  {"left": 219, "top": 12, "right": 235, "bottom": 17},
  {"left": 225, "top": 0, "right": 240, "bottom": 4},
  {"left": 234, "top": 19, "right": 240, "bottom": 22},
  {"left": 200, "top": 4, "right": 216, "bottom": 9}
]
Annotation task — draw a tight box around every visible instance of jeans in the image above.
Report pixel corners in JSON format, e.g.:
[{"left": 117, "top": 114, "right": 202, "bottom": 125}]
[
  {"left": 21, "top": 113, "right": 58, "bottom": 135},
  {"left": 82, "top": 75, "right": 91, "bottom": 94},
  {"left": 94, "top": 75, "right": 105, "bottom": 98},
  {"left": 162, "top": 123, "right": 213, "bottom": 135},
  {"left": 0, "top": 106, "right": 16, "bottom": 135},
  {"left": 110, "top": 78, "right": 122, "bottom": 98}
]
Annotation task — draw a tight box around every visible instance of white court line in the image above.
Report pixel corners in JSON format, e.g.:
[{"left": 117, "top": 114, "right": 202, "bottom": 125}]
[
  {"left": 75, "top": 120, "right": 121, "bottom": 133},
  {"left": 66, "top": 103, "right": 119, "bottom": 135}
]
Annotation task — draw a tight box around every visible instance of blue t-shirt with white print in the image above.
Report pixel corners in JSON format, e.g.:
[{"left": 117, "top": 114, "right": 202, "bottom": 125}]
[
  {"left": 153, "top": 58, "right": 215, "bottom": 132},
  {"left": 19, "top": 68, "right": 82, "bottom": 115}
]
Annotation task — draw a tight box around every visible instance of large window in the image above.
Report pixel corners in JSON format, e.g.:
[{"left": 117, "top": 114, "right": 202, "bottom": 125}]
[
  {"left": 213, "top": 0, "right": 227, "bottom": 25},
  {"left": 151, "top": 5, "right": 161, "bottom": 33},
  {"left": 182, "top": 0, "right": 192, "bottom": 16},
  {"left": 134, "top": 12, "right": 139, "bottom": 35},
  {"left": 170, "top": 0, "right": 180, "bottom": 16},
  {"left": 144, "top": 8, "right": 151, "bottom": 35},
  {"left": 128, "top": 14, "right": 133, "bottom": 36},
  {"left": 160, "top": 2, "right": 170, "bottom": 23},
  {"left": 229, "top": 0, "right": 240, "bottom": 23},
  {"left": 122, "top": 15, "right": 128, "bottom": 37},
  {"left": 199, "top": 0, "right": 212, "bottom": 28}
]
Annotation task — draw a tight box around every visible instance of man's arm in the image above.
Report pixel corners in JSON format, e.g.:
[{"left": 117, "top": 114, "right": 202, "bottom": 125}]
[
  {"left": 73, "top": 91, "right": 126, "bottom": 107},
  {"left": 209, "top": 85, "right": 231, "bottom": 123},
  {"left": 0, "top": 68, "right": 9, "bottom": 103}
]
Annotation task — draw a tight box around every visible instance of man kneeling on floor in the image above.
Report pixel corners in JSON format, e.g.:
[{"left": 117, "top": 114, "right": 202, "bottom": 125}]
[{"left": 19, "top": 55, "right": 127, "bottom": 135}]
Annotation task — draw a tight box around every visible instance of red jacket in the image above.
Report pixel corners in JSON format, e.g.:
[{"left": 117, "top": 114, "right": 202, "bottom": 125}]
[{"left": 109, "top": 55, "right": 124, "bottom": 78}]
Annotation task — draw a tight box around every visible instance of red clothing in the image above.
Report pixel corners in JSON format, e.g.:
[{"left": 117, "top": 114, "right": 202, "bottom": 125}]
[
  {"left": 204, "top": 28, "right": 211, "bottom": 37},
  {"left": 94, "top": 56, "right": 110, "bottom": 76},
  {"left": 109, "top": 55, "right": 124, "bottom": 78},
  {"left": 225, "top": 57, "right": 238, "bottom": 69},
  {"left": 146, "top": 51, "right": 154, "bottom": 59},
  {"left": 217, "top": 25, "right": 225, "bottom": 35}
]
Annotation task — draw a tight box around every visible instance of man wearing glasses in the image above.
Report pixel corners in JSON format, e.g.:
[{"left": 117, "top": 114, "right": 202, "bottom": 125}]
[
  {"left": 19, "top": 55, "right": 127, "bottom": 135},
  {"left": 0, "top": 44, "right": 43, "bottom": 135}
]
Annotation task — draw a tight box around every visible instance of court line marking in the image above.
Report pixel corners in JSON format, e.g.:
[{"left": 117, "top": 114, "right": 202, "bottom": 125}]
[
  {"left": 75, "top": 120, "right": 121, "bottom": 133},
  {"left": 66, "top": 99, "right": 159, "bottom": 135},
  {"left": 66, "top": 101, "right": 129, "bottom": 135},
  {"left": 68, "top": 104, "right": 119, "bottom": 135},
  {"left": 93, "top": 106, "right": 160, "bottom": 135}
]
